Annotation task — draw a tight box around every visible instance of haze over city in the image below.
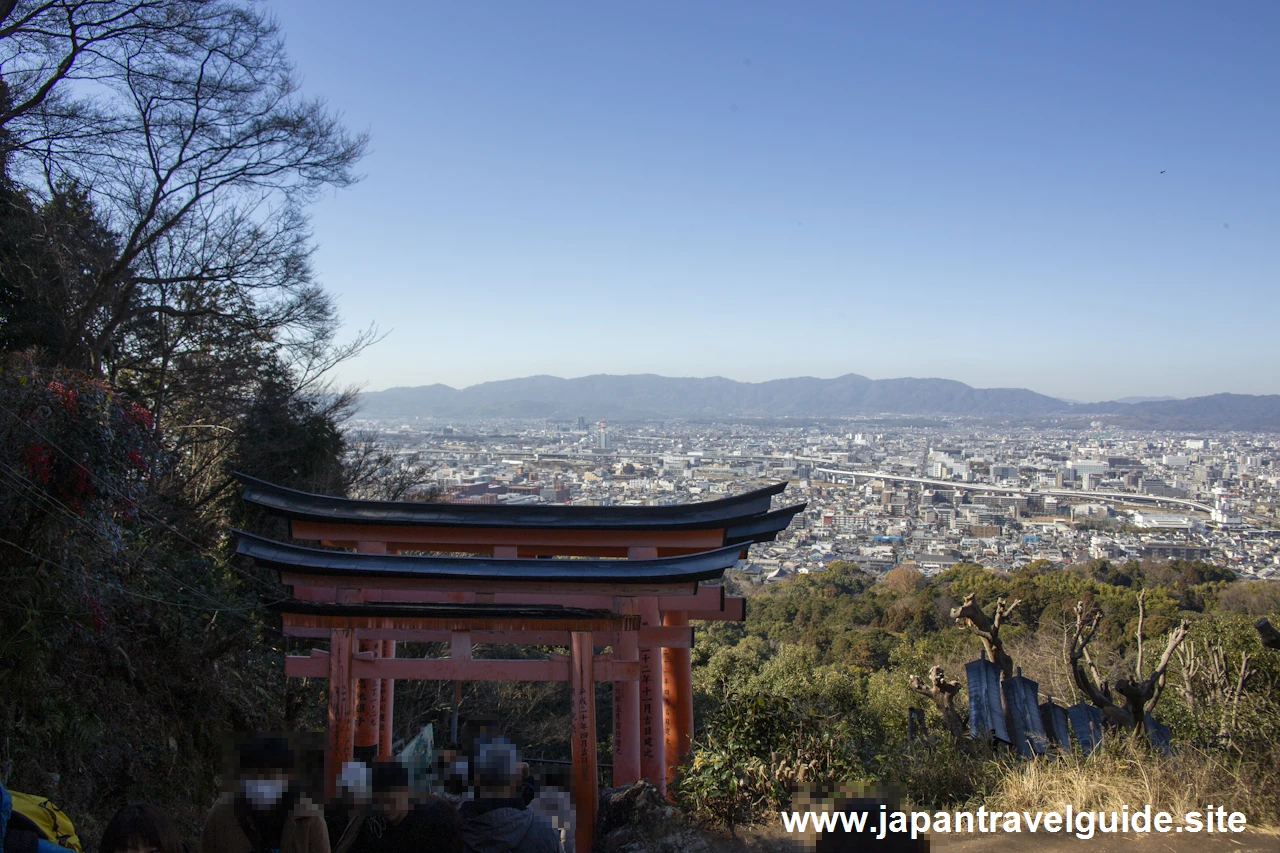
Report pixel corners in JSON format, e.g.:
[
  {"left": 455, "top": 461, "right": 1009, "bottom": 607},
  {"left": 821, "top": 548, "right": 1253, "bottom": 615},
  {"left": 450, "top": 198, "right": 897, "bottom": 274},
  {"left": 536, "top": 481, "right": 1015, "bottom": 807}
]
[{"left": 267, "top": 0, "right": 1280, "bottom": 401}]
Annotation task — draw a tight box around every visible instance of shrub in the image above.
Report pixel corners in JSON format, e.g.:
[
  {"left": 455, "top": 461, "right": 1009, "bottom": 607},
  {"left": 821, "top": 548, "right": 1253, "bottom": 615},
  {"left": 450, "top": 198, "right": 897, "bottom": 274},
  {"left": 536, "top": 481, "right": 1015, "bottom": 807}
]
[{"left": 673, "top": 690, "right": 880, "bottom": 828}]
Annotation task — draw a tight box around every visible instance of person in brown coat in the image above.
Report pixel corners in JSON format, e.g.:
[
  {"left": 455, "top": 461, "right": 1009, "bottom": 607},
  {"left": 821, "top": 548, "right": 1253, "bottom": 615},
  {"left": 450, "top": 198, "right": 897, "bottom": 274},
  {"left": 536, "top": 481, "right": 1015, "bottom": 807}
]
[{"left": 200, "top": 737, "right": 329, "bottom": 853}]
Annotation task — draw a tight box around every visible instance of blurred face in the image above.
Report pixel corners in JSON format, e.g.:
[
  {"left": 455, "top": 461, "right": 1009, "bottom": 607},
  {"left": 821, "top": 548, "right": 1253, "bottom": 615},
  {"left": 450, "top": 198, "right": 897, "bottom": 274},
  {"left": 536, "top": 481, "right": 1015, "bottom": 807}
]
[
  {"left": 241, "top": 769, "right": 290, "bottom": 810},
  {"left": 343, "top": 788, "right": 371, "bottom": 808},
  {"left": 474, "top": 772, "right": 519, "bottom": 799},
  {"left": 374, "top": 786, "right": 411, "bottom": 819}
]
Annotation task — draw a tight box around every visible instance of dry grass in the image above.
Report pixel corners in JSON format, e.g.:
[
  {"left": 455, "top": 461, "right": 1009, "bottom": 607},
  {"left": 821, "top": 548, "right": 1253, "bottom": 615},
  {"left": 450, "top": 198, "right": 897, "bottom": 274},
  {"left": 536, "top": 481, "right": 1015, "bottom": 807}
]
[{"left": 984, "top": 737, "right": 1280, "bottom": 830}]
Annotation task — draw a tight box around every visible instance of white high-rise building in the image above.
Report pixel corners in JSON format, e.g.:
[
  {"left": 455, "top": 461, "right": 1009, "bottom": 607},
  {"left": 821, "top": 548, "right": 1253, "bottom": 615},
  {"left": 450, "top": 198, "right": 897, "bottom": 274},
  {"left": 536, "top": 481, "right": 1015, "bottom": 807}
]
[{"left": 1211, "top": 487, "right": 1244, "bottom": 528}]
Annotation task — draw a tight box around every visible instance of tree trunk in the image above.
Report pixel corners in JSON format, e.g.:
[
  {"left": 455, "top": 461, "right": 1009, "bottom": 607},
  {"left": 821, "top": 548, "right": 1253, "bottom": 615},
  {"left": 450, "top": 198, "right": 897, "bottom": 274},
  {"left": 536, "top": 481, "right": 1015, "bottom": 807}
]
[{"left": 909, "top": 665, "right": 966, "bottom": 740}]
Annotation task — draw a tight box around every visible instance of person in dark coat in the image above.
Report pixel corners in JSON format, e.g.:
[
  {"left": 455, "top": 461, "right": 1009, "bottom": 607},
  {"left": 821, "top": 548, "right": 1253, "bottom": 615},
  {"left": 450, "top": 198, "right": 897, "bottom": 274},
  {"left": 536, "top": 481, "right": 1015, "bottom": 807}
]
[
  {"left": 345, "top": 762, "right": 461, "bottom": 853},
  {"left": 323, "top": 762, "right": 371, "bottom": 853},
  {"left": 459, "top": 741, "right": 559, "bottom": 853}
]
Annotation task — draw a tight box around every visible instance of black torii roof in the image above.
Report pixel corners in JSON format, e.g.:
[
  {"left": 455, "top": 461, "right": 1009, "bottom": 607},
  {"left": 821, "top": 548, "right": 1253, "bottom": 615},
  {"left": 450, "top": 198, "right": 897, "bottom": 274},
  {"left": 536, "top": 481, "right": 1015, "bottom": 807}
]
[
  {"left": 234, "top": 471, "right": 805, "bottom": 536},
  {"left": 235, "top": 530, "right": 746, "bottom": 584}
]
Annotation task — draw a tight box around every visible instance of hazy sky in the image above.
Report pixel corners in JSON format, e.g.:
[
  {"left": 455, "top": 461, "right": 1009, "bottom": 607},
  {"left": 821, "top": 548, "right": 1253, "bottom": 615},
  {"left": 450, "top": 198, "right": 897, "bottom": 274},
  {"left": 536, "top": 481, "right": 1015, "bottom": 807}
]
[{"left": 269, "top": 0, "right": 1279, "bottom": 403}]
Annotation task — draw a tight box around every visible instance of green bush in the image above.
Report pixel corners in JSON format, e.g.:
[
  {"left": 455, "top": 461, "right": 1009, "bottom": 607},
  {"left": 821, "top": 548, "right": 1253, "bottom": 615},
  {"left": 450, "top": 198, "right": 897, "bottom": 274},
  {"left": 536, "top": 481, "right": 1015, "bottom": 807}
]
[{"left": 673, "top": 690, "right": 879, "bottom": 828}]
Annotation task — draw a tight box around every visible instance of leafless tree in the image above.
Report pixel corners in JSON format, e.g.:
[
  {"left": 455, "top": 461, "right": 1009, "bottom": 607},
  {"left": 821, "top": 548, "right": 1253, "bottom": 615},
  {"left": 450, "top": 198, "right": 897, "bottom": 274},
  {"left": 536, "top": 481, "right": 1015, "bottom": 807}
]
[
  {"left": 1, "top": 0, "right": 370, "bottom": 418},
  {"left": 951, "top": 592, "right": 1021, "bottom": 679},
  {"left": 909, "top": 665, "right": 965, "bottom": 740},
  {"left": 1176, "top": 637, "right": 1254, "bottom": 749},
  {"left": 0, "top": 1, "right": 199, "bottom": 130},
  {"left": 1067, "top": 595, "right": 1190, "bottom": 733},
  {"left": 344, "top": 433, "right": 438, "bottom": 502}
]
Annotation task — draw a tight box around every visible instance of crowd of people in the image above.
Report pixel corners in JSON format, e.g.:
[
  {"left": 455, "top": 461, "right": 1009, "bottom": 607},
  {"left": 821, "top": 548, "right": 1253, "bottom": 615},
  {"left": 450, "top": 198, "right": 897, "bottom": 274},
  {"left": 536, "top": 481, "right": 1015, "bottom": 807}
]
[{"left": 1, "top": 729, "right": 571, "bottom": 853}]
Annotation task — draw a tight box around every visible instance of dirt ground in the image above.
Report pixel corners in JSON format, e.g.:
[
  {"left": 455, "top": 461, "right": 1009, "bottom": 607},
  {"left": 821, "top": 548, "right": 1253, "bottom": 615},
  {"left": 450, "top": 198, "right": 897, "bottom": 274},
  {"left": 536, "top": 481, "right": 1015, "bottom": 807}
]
[
  {"left": 933, "top": 830, "right": 1280, "bottom": 853},
  {"left": 694, "top": 826, "right": 1280, "bottom": 853}
]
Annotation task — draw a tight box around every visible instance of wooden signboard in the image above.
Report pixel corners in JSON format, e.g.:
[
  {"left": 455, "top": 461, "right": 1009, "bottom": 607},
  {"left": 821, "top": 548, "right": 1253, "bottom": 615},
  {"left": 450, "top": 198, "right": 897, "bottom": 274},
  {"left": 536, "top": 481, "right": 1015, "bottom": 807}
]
[
  {"left": 1039, "top": 699, "right": 1071, "bottom": 750},
  {"left": 1002, "top": 669, "right": 1048, "bottom": 757},
  {"left": 965, "top": 655, "right": 1009, "bottom": 744},
  {"left": 1145, "top": 714, "right": 1173, "bottom": 754},
  {"left": 1067, "top": 703, "right": 1103, "bottom": 755}
]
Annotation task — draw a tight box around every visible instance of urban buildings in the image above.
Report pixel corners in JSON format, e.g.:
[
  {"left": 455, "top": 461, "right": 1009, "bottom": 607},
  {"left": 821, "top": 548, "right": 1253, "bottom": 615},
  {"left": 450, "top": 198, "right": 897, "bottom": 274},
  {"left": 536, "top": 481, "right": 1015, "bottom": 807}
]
[{"left": 346, "top": 414, "right": 1280, "bottom": 581}]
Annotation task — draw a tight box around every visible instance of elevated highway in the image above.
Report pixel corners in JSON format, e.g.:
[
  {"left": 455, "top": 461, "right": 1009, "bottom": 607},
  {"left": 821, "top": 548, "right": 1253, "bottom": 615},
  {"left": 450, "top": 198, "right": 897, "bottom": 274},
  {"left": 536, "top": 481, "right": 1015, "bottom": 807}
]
[{"left": 813, "top": 468, "right": 1213, "bottom": 514}]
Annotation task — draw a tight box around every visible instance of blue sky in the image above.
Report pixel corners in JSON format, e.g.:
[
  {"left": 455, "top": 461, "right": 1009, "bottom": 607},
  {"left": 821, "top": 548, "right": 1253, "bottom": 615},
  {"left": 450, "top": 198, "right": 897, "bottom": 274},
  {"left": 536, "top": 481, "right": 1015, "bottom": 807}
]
[{"left": 269, "top": 0, "right": 1279, "bottom": 402}]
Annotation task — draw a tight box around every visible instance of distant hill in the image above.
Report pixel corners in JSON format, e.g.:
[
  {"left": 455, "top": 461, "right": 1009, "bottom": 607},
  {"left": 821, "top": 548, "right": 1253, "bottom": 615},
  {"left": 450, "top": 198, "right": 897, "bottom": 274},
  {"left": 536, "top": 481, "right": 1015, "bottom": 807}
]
[
  {"left": 1090, "top": 393, "right": 1280, "bottom": 431},
  {"left": 356, "top": 374, "right": 1280, "bottom": 430},
  {"left": 1109, "top": 395, "right": 1181, "bottom": 404}
]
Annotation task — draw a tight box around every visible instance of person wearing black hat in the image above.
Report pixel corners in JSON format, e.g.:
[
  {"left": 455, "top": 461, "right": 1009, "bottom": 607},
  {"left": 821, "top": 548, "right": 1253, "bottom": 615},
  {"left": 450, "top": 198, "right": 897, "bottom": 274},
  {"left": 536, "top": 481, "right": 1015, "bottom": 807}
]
[
  {"left": 200, "top": 737, "right": 328, "bottom": 853},
  {"left": 345, "top": 762, "right": 461, "bottom": 853}
]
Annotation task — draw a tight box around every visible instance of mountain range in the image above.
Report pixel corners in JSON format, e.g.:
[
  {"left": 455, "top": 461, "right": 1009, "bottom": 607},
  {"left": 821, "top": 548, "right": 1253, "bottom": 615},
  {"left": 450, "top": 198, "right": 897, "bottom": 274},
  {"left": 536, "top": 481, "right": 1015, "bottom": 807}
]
[{"left": 356, "top": 374, "right": 1280, "bottom": 431}]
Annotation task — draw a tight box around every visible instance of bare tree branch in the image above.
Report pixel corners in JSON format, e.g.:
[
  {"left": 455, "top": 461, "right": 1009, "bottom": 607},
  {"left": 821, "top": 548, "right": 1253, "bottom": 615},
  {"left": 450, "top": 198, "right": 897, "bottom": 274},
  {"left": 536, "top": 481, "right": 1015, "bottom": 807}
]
[
  {"left": 909, "top": 665, "right": 965, "bottom": 741},
  {"left": 1067, "top": 598, "right": 1190, "bottom": 734},
  {"left": 1135, "top": 589, "right": 1145, "bottom": 680},
  {"left": 951, "top": 592, "right": 1021, "bottom": 679}
]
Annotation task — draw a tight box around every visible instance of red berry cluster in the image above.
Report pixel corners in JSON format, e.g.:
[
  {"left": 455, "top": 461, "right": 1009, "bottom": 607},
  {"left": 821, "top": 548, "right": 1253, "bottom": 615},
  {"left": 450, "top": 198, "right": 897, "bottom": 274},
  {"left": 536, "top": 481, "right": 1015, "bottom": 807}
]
[
  {"left": 23, "top": 442, "right": 53, "bottom": 484},
  {"left": 124, "top": 401, "right": 154, "bottom": 429},
  {"left": 47, "top": 380, "right": 78, "bottom": 412}
]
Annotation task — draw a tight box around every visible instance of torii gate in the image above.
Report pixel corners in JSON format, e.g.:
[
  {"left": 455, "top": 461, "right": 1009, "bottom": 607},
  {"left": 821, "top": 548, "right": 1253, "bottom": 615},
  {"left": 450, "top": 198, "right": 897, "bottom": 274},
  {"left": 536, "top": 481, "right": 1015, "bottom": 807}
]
[{"left": 234, "top": 474, "right": 804, "bottom": 853}]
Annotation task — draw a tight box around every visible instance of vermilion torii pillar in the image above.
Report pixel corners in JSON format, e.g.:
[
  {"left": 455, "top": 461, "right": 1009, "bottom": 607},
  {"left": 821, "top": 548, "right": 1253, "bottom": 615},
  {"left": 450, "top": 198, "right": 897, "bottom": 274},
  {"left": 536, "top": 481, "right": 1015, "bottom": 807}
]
[
  {"left": 638, "top": 595, "right": 666, "bottom": 796},
  {"left": 569, "top": 631, "right": 598, "bottom": 853},
  {"left": 661, "top": 609, "right": 694, "bottom": 790},
  {"left": 612, "top": 597, "right": 641, "bottom": 787},
  {"left": 355, "top": 541, "right": 388, "bottom": 761},
  {"left": 325, "top": 627, "right": 355, "bottom": 800},
  {"left": 377, "top": 639, "right": 395, "bottom": 759},
  {"left": 354, "top": 639, "right": 381, "bottom": 758}
]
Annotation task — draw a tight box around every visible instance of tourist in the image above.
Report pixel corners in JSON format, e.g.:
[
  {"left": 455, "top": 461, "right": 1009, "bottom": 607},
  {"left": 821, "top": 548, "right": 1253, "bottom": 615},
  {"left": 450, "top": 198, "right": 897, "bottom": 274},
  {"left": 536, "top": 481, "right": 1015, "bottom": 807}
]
[
  {"left": 1, "top": 783, "right": 76, "bottom": 853},
  {"left": 525, "top": 768, "right": 573, "bottom": 853},
  {"left": 345, "top": 762, "right": 461, "bottom": 853},
  {"left": 199, "top": 736, "right": 329, "bottom": 853},
  {"left": 458, "top": 741, "right": 559, "bottom": 853},
  {"left": 434, "top": 748, "right": 471, "bottom": 806},
  {"left": 324, "top": 763, "right": 371, "bottom": 853},
  {"left": 99, "top": 805, "right": 184, "bottom": 853},
  {"left": 518, "top": 765, "right": 535, "bottom": 808}
]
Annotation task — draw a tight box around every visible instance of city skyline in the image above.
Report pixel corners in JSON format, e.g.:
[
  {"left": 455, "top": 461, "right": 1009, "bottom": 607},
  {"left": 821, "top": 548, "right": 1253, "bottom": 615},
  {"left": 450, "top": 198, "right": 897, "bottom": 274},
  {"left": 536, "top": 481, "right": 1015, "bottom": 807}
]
[
  {"left": 344, "top": 411, "right": 1280, "bottom": 579},
  {"left": 268, "top": 0, "right": 1280, "bottom": 400}
]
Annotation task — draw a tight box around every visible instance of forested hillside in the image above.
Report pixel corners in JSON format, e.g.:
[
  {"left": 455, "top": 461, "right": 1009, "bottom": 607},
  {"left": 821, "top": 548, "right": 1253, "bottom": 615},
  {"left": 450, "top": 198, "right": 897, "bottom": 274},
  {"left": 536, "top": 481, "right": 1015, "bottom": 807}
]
[
  {"left": 675, "top": 559, "right": 1280, "bottom": 826},
  {"left": 357, "top": 374, "right": 1280, "bottom": 430},
  {"left": 0, "top": 1, "right": 404, "bottom": 846}
]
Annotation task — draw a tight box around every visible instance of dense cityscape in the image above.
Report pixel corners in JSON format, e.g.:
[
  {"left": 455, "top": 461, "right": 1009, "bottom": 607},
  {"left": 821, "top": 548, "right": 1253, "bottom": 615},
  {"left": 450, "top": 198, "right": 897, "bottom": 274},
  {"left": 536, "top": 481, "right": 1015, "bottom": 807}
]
[{"left": 351, "top": 415, "right": 1280, "bottom": 581}]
